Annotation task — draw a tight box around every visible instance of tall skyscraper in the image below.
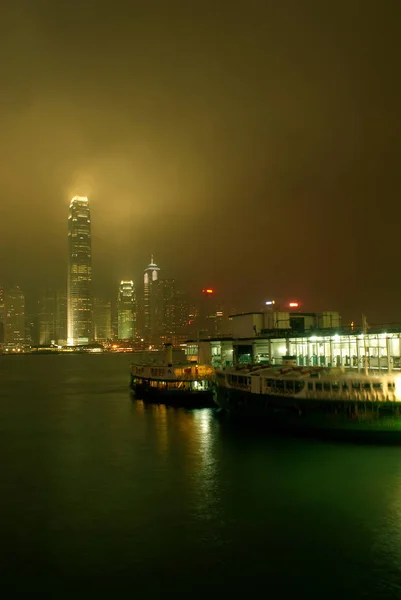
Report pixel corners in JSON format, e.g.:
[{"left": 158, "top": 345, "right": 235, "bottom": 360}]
[
  {"left": 0, "top": 284, "right": 5, "bottom": 344},
  {"left": 25, "top": 313, "right": 36, "bottom": 346},
  {"left": 55, "top": 290, "right": 67, "bottom": 345},
  {"left": 187, "top": 303, "right": 199, "bottom": 339},
  {"left": 94, "top": 298, "right": 112, "bottom": 341},
  {"left": 38, "top": 288, "right": 67, "bottom": 345},
  {"left": 174, "top": 290, "right": 190, "bottom": 346},
  {"left": 5, "top": 286, "right": 25, "bottom": 346},
  {"left": 117, "top": 281, "right": 135, "bottom": 340},
  {"left": 39, "top": 288, "right": 56, "bottom": 345},
  {"left": 162, "top": 278, "right": 176, "bottom": 345},
  {"left": 143, "top": 256, "right": 162, "bottom": 346},
  {"left": 198, "top": 288, "right": 220, "bottom": 338},
  {"left": 111, "top": 300, "right": 118, "bottom": 340},
  {"left": 67, "top": 196, "right": 92, "bottom": 345}
]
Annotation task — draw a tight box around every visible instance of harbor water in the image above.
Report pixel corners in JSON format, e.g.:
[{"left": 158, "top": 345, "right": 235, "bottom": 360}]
[{"left": 1, "top": 354, "right": 401, "bottom": 598}]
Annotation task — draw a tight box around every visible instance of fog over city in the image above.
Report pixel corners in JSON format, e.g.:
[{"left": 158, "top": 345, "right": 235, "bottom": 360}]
[{"left": 1, "top": 1, "right": 400, "bottom": 322}]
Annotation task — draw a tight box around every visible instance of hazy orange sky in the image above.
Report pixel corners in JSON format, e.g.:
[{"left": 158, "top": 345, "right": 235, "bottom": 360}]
[{"left": 1, "top": 0, "right": 400, "bottom": 321}]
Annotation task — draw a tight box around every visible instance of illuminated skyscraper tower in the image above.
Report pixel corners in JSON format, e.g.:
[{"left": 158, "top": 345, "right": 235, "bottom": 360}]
[
  {"left": 5, "top": 286, "right": 25, "bottom": 346},
  {"left": 93, "top": 298, "right": 112, "bottom": 341},
  {"left": 117, "top": 281, "right": 135, "bottom": 340},
  {"left": 0, "top": 284, "right": 5, "bottom": 343},
  {"left": 67, "top": 196, "right": 92, "bottom": 345},
  {"left": 38, "top": 288, "right": 67, "bottom": 345},
  {"left": 143, "top": 256, "right": 162, "bottom": 346},
  {"left": 39, "top": 287, "right": 56, "bottom": 345}
]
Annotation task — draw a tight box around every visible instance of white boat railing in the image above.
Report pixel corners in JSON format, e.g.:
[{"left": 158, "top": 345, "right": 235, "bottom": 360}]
[{"left": 131, "top": 364, "right": 214, "bottom": 381}]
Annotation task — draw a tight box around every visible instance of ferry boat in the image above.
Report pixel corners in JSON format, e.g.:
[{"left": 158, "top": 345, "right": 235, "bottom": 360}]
[
  {"left": 214, "top": 357, "right": 401, "bottom": 442},
  {"left": 130, "top": 344, "right": 215, "bottom": 408}
]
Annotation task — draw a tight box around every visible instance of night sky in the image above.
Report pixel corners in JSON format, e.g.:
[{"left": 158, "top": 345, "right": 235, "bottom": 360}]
[{"left": 1, "top": 1, "right": 400, "bottom": 322}]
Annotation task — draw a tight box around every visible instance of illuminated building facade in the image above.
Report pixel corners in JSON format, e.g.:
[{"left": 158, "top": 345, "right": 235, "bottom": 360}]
[
  {"left": 55, "top": 290, "right": 67, "bottom": 345},
  {"left": 39, "top": 289, "right": 67, "bottom": 346},
  {"left": 39, "top": 288, "right": 56, "bottom": 345},
  {"left": 5, "top": 286, "right": 25, "bottom": 346},
  {"left": 0, "top": 285, "right": 5, "bottom": 343},
  {"left": 161, "top": 285, "right": 191, "bottom": 347},
  {"left": 162, "top": 278, "right": 176, "bottom": 344},
  {"left": 118, "top": 281, "right": 135, "bottom": 340},
  {"left": 172, "top": 289, "right": 189, "bottom": 346},
  {"left": 143, "top": 256, "right": 162, "bottom": 346},
  {"left": 94, "top": 298, "right": 112, "bottom": 341},
  {"left": 185, "top": 311, "right": 401, "bottom": 375},
  {"left": 198, "top": 288, "right": 218, "bottom": 338},
  {"left": 67, "top": 196, "right": 92, "bottom": 345}
]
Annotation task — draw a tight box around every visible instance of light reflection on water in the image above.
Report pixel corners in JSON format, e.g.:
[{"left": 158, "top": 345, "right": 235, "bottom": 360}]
[{"left": 1, "top": 354, "right": 401, "bottom": 598}]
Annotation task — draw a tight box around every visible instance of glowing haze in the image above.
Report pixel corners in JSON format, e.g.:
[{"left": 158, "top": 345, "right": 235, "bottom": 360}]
[{"left": 0, "top": 0, "right": 400, "bottom": 322}]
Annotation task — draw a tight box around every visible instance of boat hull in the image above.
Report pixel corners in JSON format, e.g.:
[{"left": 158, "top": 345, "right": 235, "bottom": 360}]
[
  {"left": 214, "top": 386, "right": 401, "bottom": 444},
  {"left": 131, "top": 380, "right": 215, "bottom": 408}
]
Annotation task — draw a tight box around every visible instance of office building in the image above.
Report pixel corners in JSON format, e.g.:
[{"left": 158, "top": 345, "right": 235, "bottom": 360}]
[
  {"left": 55, "top": 290, "right": 67, "bottom": 345},
  {"left": 94, "top": 298, "right": 112, "bottom": 341},
  {"left": 118, "top": 281, "right": 135, "bottom": 340},
  {"left": 38, "top": 288, "right": 67, "bottom": 346},
  {"left": 0, "top": 285, "right": 5, "bottom": 343},
  {"left": 38, "top": 288, "right": 56, "bottom": 345},
  {"left": 174, "top": 290, "right": 190, "bottom": 346},
  {"left": 198, "top": 288, "right": 219, "bottom": 338},
  {"left": 111, "top": 300, "right": 118, "bottom": 340},
  {"left": 162, "top": 278, "right": 176, "bottom": 344},
  {"left": 5, "top": 286, "right": 25, "bottom": 346},
  {"left": 67, "top": 196, "right": 92, "bottom": 345},
  {"left": 143, "top": 256, "right": 163, "bottom": 347}
]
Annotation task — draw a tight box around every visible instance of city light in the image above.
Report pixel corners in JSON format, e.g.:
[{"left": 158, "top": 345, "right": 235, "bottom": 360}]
[
  {"left": 70, "top": 195, "right": 89, "bottom": 207},
  {"left": 67, "top": 197, "right": 92, "bottom": 345},
  {"left": 289, "top": 302, "right": 299, "bottom": 308},
  {"left": 265, "top": 300, "right": 275, "bottom": 306},
  {"left": 202, "top": 288, "right": 214, "bottom": 294}
]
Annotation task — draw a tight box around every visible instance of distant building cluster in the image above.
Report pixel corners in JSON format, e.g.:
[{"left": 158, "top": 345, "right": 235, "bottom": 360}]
[{"left": 0, "top": 196, "right": 232, "bottom": 351}]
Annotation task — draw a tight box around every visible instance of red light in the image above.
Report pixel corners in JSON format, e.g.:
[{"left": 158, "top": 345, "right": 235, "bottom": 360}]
[
  {"left": 202, "top": 288, "right": 214, "bottom": 294},
  {"left": 289, "top": 302, "right": 299, "bottom": 308}
]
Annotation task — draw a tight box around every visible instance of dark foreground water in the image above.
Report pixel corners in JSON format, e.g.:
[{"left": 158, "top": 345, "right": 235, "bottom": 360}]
[{"left": 1, "top": 355, "right": 401, "bottom": 598}]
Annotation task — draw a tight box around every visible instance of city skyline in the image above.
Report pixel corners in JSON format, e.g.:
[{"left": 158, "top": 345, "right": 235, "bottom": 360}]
[
  {"left": 1, "top": 2, "right": 400, "bottom": 323},
  {"left": 0, "top": 199, "right": 234, "bottom": 348},
  {"left": 1, "top": 190, "right": 400, "bottom": 350}
]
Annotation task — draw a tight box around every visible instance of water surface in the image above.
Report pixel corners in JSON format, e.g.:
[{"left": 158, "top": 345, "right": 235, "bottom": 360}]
[{"left": 1, "top": 354, "right": 401, "bottom": 598}]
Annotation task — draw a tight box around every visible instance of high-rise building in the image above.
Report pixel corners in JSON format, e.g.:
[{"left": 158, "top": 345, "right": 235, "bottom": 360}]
[
  {"left": 25, "top": 313, "right": 36, "bottom": 346},
  {"left": 38, "top": 288, "right": 67, "bottom": 345},
  {"left": 198, "top": 288, "right": 222, "bottom": 338},
  {"left": 39, "top": 288, "right": 56, "bottom": 345},
  {"left": 67, "top": 196, "right": 92, "bottom": 345},
  {"left": 5, "top": 286, "right": 25, "bottom": 346},
  {"left": 174, "top": 290, "right": 190, "bottom": 346},
  {"left": 135, "top": 293, "right": 144, "bottom": 340},
  {"left": 111, "top": 300, "right": 118, "bottom": 340},
  {"left": 187, "top": 303, "right": 199, "bottom": 339},
  {"left": 143, "top": 256, "right": 163, "bottom": 347},
  {"left": 162, "top": 278, "right": 176, "bottom": 344},
  {"left": 0, "top": 284, "right": 5, "bottom": 344},
  {"left": 55, "top": 290, "right": 67, "bottom": 345},
  {"left": 118, "top": 281, "right": 135, "bottom": 340},
  {"left": 94, "top": 298, "right": 112, "bottom": 341}
]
